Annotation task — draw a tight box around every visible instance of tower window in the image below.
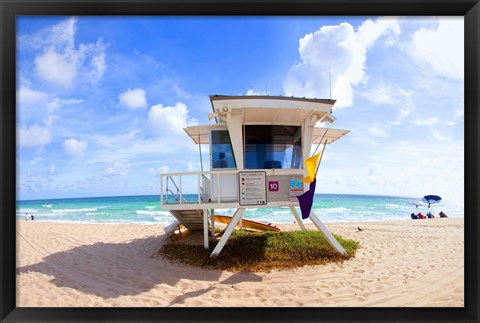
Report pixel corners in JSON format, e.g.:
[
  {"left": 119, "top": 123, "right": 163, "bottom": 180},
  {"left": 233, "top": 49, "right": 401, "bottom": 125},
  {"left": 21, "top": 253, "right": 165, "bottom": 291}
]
[
  {"left": 244, "top": 125, "right": 302, "bottom": 169},
  {"left": 211, "top": 130, "right": 236, "bottom": 169}
]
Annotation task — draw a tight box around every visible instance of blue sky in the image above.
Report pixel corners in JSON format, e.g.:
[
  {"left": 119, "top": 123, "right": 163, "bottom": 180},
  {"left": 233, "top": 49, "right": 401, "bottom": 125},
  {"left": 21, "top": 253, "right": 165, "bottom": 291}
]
[{"left": 16, "top": 16, "right": 464, "bottom": 202}]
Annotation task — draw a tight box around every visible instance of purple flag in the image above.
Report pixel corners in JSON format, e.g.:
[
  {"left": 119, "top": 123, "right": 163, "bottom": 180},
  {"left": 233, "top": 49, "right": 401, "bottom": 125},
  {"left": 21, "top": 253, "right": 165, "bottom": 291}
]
[{"left": 296, "top": 178, "right": 316, "bottom": 219}]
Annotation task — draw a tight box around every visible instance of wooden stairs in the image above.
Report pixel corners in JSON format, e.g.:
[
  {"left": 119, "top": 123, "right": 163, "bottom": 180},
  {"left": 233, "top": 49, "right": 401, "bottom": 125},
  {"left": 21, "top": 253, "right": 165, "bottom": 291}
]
[{"left": 169, "top": 209, "right": 205, "bottom": 231}]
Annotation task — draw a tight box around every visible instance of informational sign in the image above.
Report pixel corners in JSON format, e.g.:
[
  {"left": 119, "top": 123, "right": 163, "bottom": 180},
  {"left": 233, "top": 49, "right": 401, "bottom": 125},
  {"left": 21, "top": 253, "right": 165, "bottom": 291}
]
[
  {"left": 289, "top": 174, "right": 304, "bottom": 201},
  {"left": 238, "top": 171, "right": 267, "bottom": 206}
]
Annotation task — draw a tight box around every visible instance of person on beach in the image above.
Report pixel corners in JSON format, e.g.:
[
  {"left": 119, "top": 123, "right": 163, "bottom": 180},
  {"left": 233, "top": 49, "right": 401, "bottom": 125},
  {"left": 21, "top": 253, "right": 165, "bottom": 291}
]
[
  {"left": 426, "top": 211, "right": 434, "bottom": 218},
  {"left": 411, "top": 213, "right": 418, "bottom": 219},
  {"left": 214, "top": 152, "right": 227, "bottom": 168},
  {"left": 30, "top": 214, "right": 35, "bottom": 221},
  {"left": 25, "top": 213, "right": 28, "bottom": 221},
  {"left": 439, "top": 211, "right": 448, "bottom": 218},
  {"left": 417, "top": 212, "right": 426, "bottom": 219}
]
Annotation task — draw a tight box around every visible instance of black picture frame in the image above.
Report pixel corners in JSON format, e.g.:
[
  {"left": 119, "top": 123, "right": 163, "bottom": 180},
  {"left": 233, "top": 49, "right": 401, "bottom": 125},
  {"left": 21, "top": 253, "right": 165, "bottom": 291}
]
[{"left": 1, "top": 1, "right": 478, "bottom": 322}]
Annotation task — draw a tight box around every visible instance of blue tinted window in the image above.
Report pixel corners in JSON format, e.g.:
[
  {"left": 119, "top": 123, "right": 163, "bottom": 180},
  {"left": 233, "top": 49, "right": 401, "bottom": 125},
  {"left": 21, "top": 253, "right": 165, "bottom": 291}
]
[
  {"left": 244, "top": 125, "right": 302, "bottom": 169},
  {"left": 211, "top": 130, "right": 236, "bottom": 169}
]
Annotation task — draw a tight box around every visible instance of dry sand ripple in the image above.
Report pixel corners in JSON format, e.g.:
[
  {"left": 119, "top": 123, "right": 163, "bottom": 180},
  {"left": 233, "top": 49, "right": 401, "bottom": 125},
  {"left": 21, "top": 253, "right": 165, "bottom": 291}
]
[{"left": 16, "top": 218, "right": 464, "bottom": 307}]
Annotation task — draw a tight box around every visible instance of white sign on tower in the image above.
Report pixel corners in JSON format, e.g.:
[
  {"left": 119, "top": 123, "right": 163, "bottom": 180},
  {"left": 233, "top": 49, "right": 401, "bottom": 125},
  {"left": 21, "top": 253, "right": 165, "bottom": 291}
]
[{"left": 238, "top": 171, "right": 267, "bottom": 206}]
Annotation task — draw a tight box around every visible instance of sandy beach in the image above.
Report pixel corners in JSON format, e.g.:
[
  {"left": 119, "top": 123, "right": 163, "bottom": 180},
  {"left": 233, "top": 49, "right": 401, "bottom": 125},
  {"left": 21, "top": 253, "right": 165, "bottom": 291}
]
[{"left": 16, "top": 218, "right": 464, "bottom": 307}]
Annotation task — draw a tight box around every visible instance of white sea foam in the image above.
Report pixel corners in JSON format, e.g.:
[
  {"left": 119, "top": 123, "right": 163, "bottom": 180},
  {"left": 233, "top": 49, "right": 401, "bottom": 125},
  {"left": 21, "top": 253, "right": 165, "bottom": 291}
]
[
  {"left": 136, "top": 210, "right": 171, "bottom": 216},
  {"left": 16, "top": 194, "right": 464, "bottom": 225},
  {"left": 385, "top": 203, "right": 411, "bottom": 210},
  {"left": 52, "top": 208, "right": 97, "bottom": 213},
  {"left": 18, "top": 208, "right": 37, "bottom": 214},
  {"left": 32, "top": 213, "right": 58, "bottom": 217},
  {"left": 322, "top": 207, "right": 348, "bottom": 213},
  {"left": 153, "top": 216, "right": 176, "bottom": 225}
]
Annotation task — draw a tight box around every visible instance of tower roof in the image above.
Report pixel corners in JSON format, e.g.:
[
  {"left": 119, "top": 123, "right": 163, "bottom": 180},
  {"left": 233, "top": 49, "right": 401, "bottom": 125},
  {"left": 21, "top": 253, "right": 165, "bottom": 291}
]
[{"left": 209, "top": 95, "right": 337, "bottom": 125}]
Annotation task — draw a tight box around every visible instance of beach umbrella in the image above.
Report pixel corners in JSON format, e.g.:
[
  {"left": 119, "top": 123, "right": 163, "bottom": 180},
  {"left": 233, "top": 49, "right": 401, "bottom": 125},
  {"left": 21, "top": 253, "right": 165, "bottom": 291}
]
[{"left": 421, "top": 195, "right": 442, "bottom": 208}]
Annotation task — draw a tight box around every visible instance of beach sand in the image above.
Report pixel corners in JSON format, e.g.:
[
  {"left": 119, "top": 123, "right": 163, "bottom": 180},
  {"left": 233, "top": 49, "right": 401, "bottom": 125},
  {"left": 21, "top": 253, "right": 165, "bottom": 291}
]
[{"left": 16, "top": 218, "right": 464, "bottom": 307}]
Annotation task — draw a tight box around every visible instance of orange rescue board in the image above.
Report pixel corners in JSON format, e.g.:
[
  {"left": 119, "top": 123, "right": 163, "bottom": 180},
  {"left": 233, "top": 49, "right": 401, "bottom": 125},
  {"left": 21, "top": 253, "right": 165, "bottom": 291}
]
[{"left": 214, "top": 215, "right": 281, "bottom": 232}]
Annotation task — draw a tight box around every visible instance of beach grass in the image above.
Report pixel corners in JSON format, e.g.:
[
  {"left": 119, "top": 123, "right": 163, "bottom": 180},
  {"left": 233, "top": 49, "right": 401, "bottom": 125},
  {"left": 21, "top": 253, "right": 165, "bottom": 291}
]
[{"left": 160, "top": 229, "right": 360, "bottom": 272}]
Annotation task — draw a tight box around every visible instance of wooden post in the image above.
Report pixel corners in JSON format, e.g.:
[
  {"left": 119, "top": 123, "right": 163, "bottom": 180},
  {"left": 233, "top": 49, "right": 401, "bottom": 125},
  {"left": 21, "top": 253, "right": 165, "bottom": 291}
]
[
  {"left": 309, "top": 212, "right": 346, "bottom": 255},
  {"left": 217, "top": 173, "right": 221, "bottom": 203},
  {"left": 289, "top": 206, "right": 306, "bottom": 231},
  {"left": 203, "top": 209, "right": 209, "bottom": 250},
  {"left": 160, "top": 176, "right": 163, "bottom": 205},
  {"left": 210, "top": 208, "right": 245, "bottom": 257},
  {"left": 210, "top": 209, "right": 215, "bottom": 236},
  {"left": 197, "top": 174, "right": 201, "bottom": 204},
  {"left": 179, "top": 176, "right": 183, "bottom": 204}
]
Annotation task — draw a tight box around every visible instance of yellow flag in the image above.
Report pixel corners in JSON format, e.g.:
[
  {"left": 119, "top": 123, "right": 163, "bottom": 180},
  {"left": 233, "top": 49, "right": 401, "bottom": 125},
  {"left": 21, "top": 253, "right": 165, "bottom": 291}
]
[{"left": 300, "top": 152, "right": 321, "bottom": 183}]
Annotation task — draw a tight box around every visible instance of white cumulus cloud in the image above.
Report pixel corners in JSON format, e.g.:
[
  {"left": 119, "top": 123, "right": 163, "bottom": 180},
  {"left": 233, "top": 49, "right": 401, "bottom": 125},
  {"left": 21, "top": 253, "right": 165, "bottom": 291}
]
[
  {"left": 357, "top": 17, "right": 400, "bottom": 48},
  {"left": 361, "top": 79, "right": 396, "bottom": 105},
  {"left": 147, "top": 102, "right": 192, "bottom": 137},
  {"left": 63, "top": 138, "right": 88, "bottom": 158},
  {"left": 33, "top": 17, "right": 107, "bottom": 88},
  {"left": 35, "top": 48, "right": 78, "bottom": 87},
  {"left": 16, "top": 85, "right": 48, "bottom": 106},
  {"left": 284, "top": 17, "right": 400, "bottom": 108},
  {"left": 148, "top": 166, "right": 169, "bottom": 176},
  {"left": 409, "top": 18, "right": 463, "bottom": 80},
  {"left": 18, "top": 123, "right": 52, "bottom": 147},
  {"left": 245, "top": 89, "right": 270, "bottom": 96},
  {"left": 119, "top": 88, "right": 148, "bottom": 109},
  {"left": 368, "top": 126, "right": 389, "bottom": 138},
  {"left": 99, "top": 161, "right": 131, "bottom": 178},
  {"left": 46, "top": 97, "right": 83, "bottom": 113},
  {"left": 87, "top": 40, "right": 107, "bottom": 81}
]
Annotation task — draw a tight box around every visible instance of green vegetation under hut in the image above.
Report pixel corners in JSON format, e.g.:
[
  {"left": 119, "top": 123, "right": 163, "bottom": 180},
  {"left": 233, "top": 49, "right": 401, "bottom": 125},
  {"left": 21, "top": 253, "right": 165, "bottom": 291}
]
[{"left": 160, "top": 230, "right": 360, "bottom": 272}]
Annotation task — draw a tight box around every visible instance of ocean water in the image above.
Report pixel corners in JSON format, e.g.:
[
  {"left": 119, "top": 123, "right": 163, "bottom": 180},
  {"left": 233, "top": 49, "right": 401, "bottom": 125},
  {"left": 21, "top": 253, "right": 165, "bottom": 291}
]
[{"left": 16, "top": 194, "right": 464, "bottom": 226}]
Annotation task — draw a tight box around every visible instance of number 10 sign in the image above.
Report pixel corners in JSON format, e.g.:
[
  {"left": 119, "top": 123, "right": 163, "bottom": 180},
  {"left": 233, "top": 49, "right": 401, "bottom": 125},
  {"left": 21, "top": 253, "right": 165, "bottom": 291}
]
[{"left": 268, "top": 181, "right": 279, "bottom": 192}]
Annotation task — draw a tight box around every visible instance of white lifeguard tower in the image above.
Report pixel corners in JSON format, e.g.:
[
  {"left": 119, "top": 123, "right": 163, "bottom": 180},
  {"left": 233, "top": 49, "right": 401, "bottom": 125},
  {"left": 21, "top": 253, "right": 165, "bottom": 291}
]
[{"left": 160, "top": 95, "right": 349, "bottom": 257}]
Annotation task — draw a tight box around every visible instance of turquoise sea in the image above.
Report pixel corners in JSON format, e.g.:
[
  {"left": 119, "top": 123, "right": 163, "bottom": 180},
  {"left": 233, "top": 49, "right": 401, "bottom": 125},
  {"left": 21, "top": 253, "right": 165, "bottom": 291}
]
[{"left": 16, "top": 194, "right": 464, "bottom": 225}]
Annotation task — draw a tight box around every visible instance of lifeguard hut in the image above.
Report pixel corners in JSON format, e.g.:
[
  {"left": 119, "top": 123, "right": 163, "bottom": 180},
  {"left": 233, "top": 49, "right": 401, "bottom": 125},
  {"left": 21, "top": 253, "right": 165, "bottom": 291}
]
[{"left": 160, "top": 95, "right": 349, "bottom": 257}]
